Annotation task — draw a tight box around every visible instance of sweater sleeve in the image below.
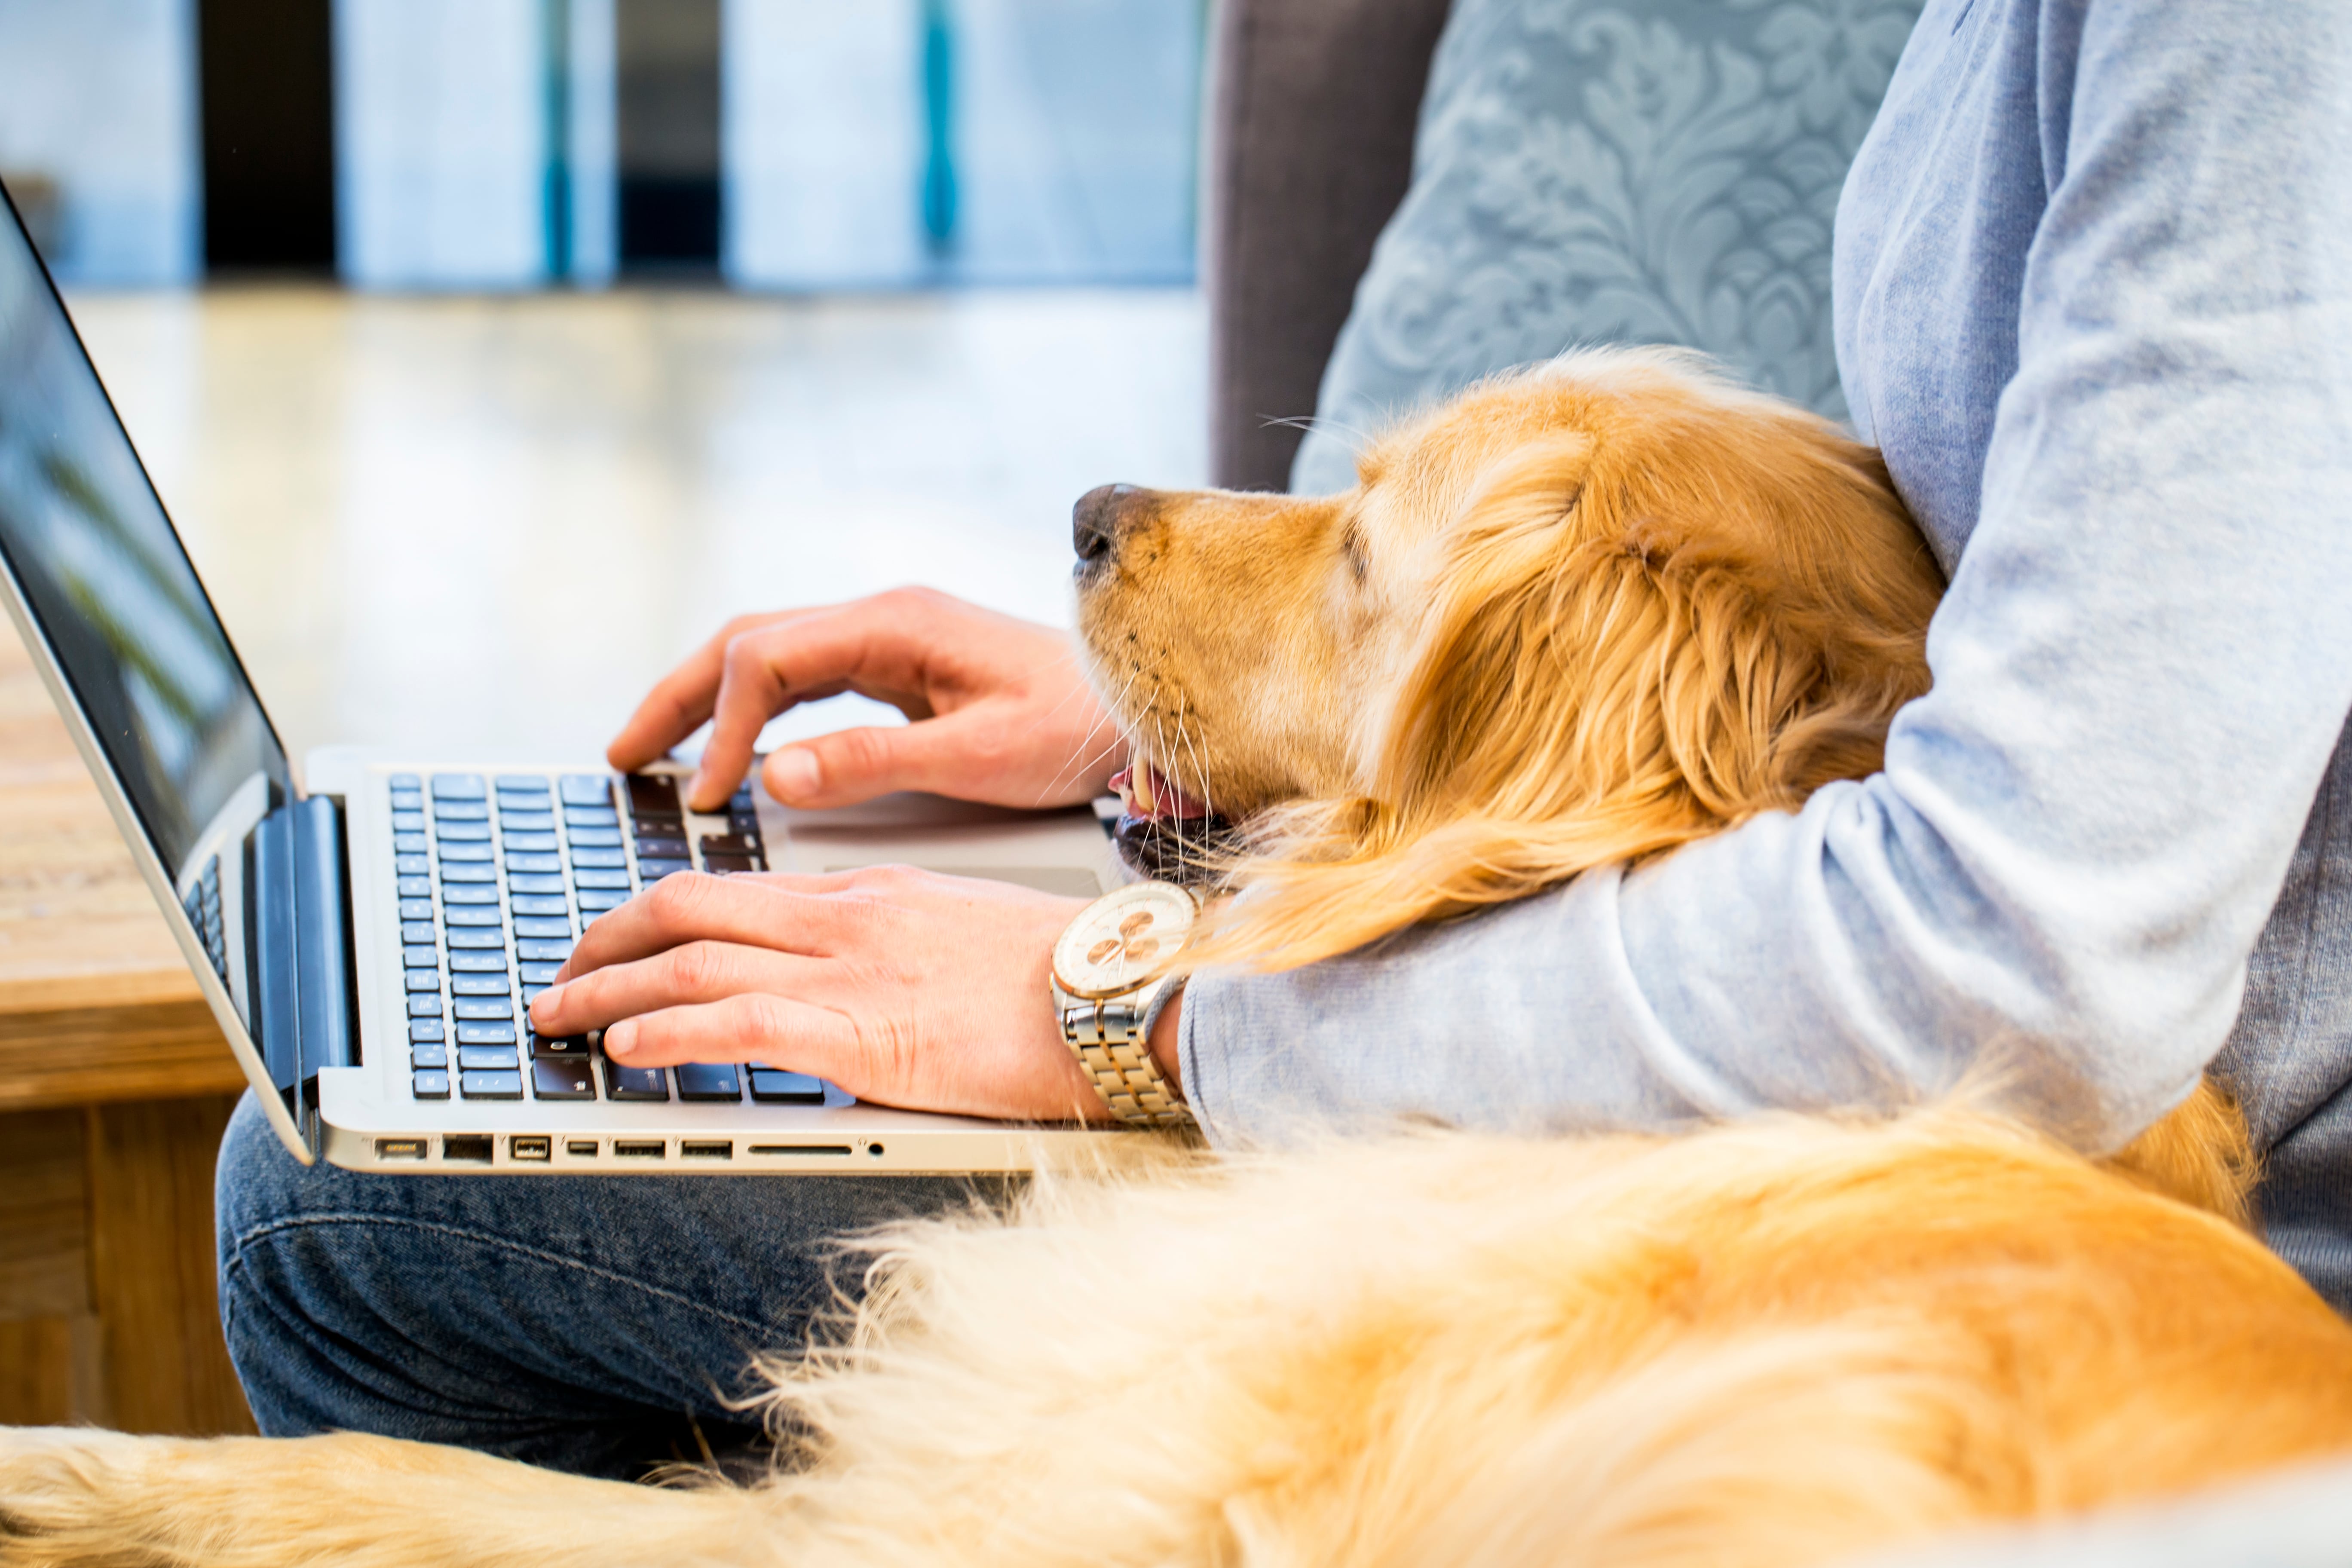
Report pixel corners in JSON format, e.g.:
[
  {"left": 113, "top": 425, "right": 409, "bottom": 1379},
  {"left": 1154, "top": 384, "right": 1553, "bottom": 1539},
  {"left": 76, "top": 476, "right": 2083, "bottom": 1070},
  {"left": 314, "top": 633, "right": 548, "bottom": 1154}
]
[{"left": 1178, "top": 0, "right": 2352, "bottom": 1153}]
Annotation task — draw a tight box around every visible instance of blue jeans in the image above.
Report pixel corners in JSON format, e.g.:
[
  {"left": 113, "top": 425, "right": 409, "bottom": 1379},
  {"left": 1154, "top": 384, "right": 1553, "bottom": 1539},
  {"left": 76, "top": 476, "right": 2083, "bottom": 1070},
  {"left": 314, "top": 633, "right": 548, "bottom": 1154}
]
[{"left": 214, "top": 1093, "right": 1012, "bottom": 1479}]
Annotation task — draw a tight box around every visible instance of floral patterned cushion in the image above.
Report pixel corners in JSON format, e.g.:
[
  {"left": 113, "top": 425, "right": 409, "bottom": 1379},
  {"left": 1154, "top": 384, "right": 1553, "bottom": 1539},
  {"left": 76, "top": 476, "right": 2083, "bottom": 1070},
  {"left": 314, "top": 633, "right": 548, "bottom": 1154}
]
[{"left": 1288, "top": 0, "right": 1922, "bottom": 495}]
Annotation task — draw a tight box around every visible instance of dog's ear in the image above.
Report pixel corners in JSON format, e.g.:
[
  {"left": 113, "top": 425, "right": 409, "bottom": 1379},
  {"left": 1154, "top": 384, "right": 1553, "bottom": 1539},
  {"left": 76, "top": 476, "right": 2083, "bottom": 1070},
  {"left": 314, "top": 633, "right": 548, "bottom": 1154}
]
[{"left": 1187, "top": 411, "right": 1937, "bottom": 975}]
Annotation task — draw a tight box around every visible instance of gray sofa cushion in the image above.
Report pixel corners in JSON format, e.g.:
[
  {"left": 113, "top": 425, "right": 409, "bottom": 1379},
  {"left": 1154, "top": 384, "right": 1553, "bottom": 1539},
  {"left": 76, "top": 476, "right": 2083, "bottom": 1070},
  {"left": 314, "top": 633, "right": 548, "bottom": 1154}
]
[{"left": 1290, "top": 0, "right": 1923, "bottom": 496}]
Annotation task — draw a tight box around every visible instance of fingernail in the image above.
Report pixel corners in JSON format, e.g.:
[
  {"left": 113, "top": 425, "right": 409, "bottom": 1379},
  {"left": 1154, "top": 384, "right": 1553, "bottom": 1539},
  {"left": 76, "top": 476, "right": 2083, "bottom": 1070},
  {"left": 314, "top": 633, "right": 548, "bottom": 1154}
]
[
  {"left": 605, "top": 1022, "right": 635, "bottom": 1058},
  {"left": 686, "top": 770, "right": 712, "bottom": 808},
  {"left": 769, "top": 747, "right": 820, "bottom": 801},
  {"left": 530, "top": 983, "right": 564, "bottom": 1021}
]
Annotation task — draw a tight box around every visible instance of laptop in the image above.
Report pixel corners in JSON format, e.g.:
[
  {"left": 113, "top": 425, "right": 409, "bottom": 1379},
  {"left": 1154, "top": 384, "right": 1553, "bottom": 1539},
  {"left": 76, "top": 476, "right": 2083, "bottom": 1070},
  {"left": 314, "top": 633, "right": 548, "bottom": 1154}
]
[{"left": 0, "top": 184, "right": 1137, "bottom": 1176}]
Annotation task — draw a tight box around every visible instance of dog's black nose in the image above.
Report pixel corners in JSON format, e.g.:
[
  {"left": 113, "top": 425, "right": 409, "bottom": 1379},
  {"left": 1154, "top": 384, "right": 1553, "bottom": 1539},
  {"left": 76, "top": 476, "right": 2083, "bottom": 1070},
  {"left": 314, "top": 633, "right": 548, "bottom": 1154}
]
[{"left": 1074, "top": 484, "right": 1146, "bottom": 565}]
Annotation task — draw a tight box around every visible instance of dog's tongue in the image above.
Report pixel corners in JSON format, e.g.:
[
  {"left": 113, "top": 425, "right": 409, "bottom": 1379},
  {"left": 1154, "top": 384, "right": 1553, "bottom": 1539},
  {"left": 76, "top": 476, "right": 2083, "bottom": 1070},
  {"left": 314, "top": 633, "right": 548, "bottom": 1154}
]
[{"left": 1109, "top": 764, "right": 1212, "bottom": 822}]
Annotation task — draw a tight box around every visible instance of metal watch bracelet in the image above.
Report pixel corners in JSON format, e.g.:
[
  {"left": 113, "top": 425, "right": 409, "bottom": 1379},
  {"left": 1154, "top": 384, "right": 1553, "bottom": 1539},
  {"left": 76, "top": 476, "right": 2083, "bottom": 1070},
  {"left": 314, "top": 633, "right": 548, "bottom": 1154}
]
[{"left": 1056, "top": 976, "right": 1193, "bottom": 1129}]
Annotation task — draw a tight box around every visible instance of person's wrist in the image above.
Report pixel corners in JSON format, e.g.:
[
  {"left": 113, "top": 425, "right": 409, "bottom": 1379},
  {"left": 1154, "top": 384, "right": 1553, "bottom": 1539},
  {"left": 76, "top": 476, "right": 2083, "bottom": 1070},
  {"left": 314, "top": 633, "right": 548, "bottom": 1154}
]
[{"left": 1145, "top": 983, "right": 1184, "bottom": 1098}]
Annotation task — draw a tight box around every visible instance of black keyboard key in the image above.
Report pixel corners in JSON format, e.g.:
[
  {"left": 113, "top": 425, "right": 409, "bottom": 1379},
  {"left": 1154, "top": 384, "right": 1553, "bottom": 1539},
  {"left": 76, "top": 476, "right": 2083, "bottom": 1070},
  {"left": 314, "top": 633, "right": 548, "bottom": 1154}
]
[
  {"left": 435, "top": 821, "right": 492, "bottom": 842},
  {"left": 510, "top": 894, "right": 568, "bottom": 916},
  {"left": 566, "top": 826, "right": 622, "bottom": 848},
  {"left": 409, "top": 1019, "right": 447, "bottom": 1043},
  {"left": 457, "top": 1045, "right": 519, "bottom": 1070},
  {"left": 603, "top": 1062, "right": 670, "bottom": 1101},
  {"left": 625, "top": 773, "right": 681, "bottom": 815},
  {"left": 406, "top": 995, "right": 443, "bottom": 1019},
  {"left": 698, "top": 833, "right": 762, "bottom": 858},
  {"left": 440, "top": 863, "right": 497, "bottom": 883},
  {"left": 433, "top": 800, "right": 490, "bottom": 821},
  {"left": 508, "top": 873, "right": 565, "bottom": 894},
  {"left": 530, "top": 1031, "right": 591, "bottom": 1058},
  {"left": 395, "top": 854, "right": 430, "bottom": 876},
  {"left": 570, "top": 847, "right": 627, "bottom": 869},
  {"left": 560, "top": 775, "right": 612, "bottom": 806},
  {"left": 449, "top": 950, "right": 509, "bottom": 973},
  {"left": 445, "top": 905, "right": 503, "bottom": 927},
  {"left": 404, "top": 971, "right": 441, "bottom": 994},
  {"left": 431, "top": 773, "right": 486, "bottom": 799},
  {"left": 531, "top": 1058, "right": 596, "bottom": 1100},
  {"left": 393, "top": 832, "right": 429, "bottom": 854},
  {"left": 728, "top": 811, "right": 761, "bottom": 836},
  {"left": 701, "top": 853, "right": 759, "bottom": 875},
  {"left": 451, "top": 974, "right": 510, "bottom": 996},
  {"left": 438, "top": 842, "right": 494, "bottom": 862},
  {"left": 413, "top": 1069, "right": 451, "bottom": 1099},
  {"left": 633, "top": 833, "right": 689, "bottom": 858},
  {"left": 461, "top": 1070, "right": 524, "bottom": 1100},
  {"left": 454, "top": 998, "right": 513, "bottom": 1020},
  {"left": 505, "top": 852, "right": 562, "bottom": 874},
  {"left": 503, "top": 831, "right": 559, "bottom": 852},
  {"left": 517, "top": 939, "right": 574, "bottom": 962},
  {"left": 403, "top": 943, "right": 439, "bottom": 969},
  {"left": 411, "top": 1045, "right": 448, "bottom": 1069},
  {"left": 573, "top": 868, "right": 631, "bottom": 889},
  {"left": 448, "top": 928, "right": 506, "bottom": 949},
  {"left": 576, "top": 888, "right": 630, "bottom": 911},
  {"left": 399, "top": 920, "right": 436, "bottom": 945},
  {"left": 398, "top": 898, "right": 434, "bottom": 921},
  {"left": 440, "top": 882, "right": 499, "bottom": 903},
  {"left": 636, "top": 858, "right": 691, "bottom": 882},
  {"left": 513, "top": 916, "right": 572, "bottom": 939},
  {"left": 396, "top": 876, "right": 432, "bottom": 897},
  {"left": 390, "top": 810, "right": 426, "bottom": 831},
  {"left": 456, "top": 1022, "right": 518, "bottom": 1044},
  {"left": 519, "top": 961, "right": 564, "bottom": 984},
  {"left": 748, "top": 1068, "right": 827, "bottom": 1105},
  {"left": 675, "top": 1063, "right": 742, "bottom": 1102}
]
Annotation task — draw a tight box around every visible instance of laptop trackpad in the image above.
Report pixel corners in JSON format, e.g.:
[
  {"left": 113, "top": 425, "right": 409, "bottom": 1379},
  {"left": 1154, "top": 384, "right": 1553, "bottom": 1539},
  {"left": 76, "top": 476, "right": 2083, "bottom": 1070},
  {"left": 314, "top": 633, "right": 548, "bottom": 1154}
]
[{"left": 825, "top": 864, "right": 1103, "bottom": 897}]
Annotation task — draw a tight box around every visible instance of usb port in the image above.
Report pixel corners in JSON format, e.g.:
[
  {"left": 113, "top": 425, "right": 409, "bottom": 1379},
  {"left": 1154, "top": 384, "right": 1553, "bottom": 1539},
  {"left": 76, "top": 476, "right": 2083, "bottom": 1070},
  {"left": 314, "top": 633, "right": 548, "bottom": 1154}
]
[
  {"left": 565, "top": 1139, "right": 599, "bottom": 1158},
  {"left": 680, "top": 1140, "right": 732, "bottom": 1160},
  {"left": 510, "top": 1135, "right": 551, "bottom": 1162},
  {"left": 613, "top": 1139, "right": 665, "bottom": 1159},
  {"left": 442, "top": 1134, "right": 493, "bottom": 1164},
  {"left": 375, "top": 1138, "right": 427, "bottom": 1160}
]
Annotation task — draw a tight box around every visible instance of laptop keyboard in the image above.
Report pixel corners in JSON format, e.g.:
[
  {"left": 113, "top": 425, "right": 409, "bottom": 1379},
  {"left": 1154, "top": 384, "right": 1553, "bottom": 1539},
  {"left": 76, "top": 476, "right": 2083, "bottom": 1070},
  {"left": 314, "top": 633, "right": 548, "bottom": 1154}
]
[
  {"left": 180, "top": 856, "right": 229, "bottom": 983},
  {"left": 388, "top": 770, "right": 826, "bottom": 1109}
]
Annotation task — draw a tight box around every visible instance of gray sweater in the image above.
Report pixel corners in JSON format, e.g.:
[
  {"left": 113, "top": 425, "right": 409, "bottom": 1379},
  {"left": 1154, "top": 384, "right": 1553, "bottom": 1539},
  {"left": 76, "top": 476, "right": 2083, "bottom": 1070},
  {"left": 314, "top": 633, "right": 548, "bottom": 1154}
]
[{"left": 1179, "top": 0, "right": 2352, "bottom": 1302}]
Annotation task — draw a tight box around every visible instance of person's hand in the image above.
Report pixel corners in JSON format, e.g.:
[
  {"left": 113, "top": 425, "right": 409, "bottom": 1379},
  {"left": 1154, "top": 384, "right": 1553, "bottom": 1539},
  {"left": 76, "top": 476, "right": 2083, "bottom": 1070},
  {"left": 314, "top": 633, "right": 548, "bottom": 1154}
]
[
  {"left": 609, "top": 587, "right": 1120, "bottom": 814},
  {"left": 527, "top": 867, "right": 1119, "bottom": 1122}
]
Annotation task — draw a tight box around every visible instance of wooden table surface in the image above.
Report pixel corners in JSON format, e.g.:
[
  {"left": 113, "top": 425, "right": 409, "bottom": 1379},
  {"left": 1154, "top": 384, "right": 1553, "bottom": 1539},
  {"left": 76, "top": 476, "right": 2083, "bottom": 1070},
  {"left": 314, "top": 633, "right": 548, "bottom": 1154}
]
[{"left": 0, "top": 615, "right": 244, "bottom": 1110}]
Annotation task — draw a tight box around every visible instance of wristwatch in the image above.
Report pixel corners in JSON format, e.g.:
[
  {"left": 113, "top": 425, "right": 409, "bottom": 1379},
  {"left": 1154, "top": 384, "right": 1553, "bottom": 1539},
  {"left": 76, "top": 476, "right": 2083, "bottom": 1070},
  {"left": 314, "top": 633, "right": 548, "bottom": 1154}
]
[{"left": 1050, "top": 881, "right": 1199, "bottom": 1128}]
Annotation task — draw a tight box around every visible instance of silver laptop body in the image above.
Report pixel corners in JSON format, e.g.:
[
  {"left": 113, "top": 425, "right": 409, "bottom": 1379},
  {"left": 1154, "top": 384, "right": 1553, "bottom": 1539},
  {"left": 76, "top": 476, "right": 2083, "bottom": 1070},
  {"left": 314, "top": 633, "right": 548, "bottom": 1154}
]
[{"left": 0, "top": 180, "right": 1140, "bottom": 1176}]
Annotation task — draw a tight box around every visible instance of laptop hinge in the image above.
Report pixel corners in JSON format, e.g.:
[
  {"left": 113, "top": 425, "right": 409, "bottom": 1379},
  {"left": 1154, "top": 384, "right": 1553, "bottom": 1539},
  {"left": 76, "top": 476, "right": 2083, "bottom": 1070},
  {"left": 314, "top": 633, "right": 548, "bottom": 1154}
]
[{"left": 247, "top": 795, "right": 356, "bottom": 1152}]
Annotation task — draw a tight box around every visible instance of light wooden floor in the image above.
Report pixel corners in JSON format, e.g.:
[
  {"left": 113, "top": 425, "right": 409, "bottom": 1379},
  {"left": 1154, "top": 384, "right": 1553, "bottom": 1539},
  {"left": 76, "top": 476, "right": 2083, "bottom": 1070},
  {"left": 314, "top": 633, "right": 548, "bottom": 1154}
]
[{"left": 66, "top": 285, "right": 1207, "bottom": 768}]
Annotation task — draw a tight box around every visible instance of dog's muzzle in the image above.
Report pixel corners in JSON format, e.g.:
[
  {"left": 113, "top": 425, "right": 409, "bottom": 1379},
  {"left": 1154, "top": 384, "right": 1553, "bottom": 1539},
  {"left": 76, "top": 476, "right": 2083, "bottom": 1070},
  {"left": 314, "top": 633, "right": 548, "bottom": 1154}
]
[{"left": 1107, "top": 764, "right": 1238, "bottom": 886}]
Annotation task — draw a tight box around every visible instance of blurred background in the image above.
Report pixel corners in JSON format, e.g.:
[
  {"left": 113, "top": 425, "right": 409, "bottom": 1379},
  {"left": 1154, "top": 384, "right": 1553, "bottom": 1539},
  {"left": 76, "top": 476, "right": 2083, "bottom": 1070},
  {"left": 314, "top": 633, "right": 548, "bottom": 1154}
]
[{"left": 0, "top": 0, "right": 1207, "bottom": 764}]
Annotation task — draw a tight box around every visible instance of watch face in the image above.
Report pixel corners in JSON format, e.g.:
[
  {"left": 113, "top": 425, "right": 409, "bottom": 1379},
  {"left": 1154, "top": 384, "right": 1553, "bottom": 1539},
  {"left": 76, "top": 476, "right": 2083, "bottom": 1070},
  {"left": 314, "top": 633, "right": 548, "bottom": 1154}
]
[{"left": 1052, "top": 882, "right": 1199, "bottom": 1000}]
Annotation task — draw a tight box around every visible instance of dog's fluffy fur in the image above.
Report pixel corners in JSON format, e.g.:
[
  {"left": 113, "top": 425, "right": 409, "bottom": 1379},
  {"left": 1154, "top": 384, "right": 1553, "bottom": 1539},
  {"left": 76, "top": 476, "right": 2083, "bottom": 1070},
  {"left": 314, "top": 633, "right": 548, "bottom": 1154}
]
[
  {"left": 9, "top": 349, "right": 2352, "bottom": 1567},
  {"left": 1078, "top": 349, "right": 1942, "bottom": 970}
]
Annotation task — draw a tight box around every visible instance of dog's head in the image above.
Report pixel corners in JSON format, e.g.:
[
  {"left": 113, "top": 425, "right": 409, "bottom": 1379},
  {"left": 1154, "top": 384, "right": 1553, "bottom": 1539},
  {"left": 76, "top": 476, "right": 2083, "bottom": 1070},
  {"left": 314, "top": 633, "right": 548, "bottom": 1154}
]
[{"left": 1073, "top": 347, "right": 1943, "bottom": 971}]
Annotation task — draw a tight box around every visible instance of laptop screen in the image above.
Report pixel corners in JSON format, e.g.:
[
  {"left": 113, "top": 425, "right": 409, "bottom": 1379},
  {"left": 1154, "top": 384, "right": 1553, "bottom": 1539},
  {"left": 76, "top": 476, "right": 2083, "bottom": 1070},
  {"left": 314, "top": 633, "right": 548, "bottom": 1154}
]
[{"left": 0, "top": 185, "right": 290, "bottom": 885}]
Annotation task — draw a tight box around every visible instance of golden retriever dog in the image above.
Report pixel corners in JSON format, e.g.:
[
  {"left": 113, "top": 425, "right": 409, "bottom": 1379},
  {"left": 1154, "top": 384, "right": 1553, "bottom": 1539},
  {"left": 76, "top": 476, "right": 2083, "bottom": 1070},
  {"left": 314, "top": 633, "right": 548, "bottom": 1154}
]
[{"left": 8, "top": 348, "right": 2352, "bottom": 1568}]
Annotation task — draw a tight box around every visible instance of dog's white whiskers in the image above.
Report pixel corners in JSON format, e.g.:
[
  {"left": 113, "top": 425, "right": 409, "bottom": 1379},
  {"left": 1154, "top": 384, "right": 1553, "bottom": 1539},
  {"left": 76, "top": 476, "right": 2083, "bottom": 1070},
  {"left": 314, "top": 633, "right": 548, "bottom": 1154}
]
[{"left": 1035, "top": 662, "right": 1147, "bottom": 806}]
